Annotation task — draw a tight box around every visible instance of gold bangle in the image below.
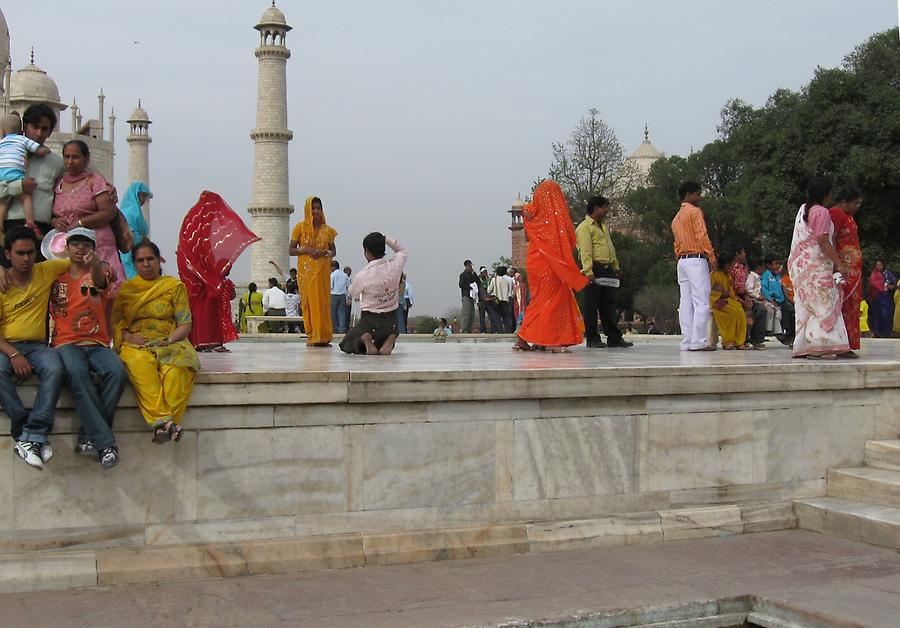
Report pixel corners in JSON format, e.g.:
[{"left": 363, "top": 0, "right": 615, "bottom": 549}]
[{"left": 8, "top": 351, "right": 19, "bottom": 359}]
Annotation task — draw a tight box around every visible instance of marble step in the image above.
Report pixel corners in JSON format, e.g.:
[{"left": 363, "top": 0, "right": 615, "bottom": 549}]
[
  {"left": 865, "top": 439, "right": 900, "bottom": 471},
  {"left": 795, "top": 496, "right": 900, "bottom": 550},
  {"left": 827, "top": 467, "right": 900, "bottom": 508}
]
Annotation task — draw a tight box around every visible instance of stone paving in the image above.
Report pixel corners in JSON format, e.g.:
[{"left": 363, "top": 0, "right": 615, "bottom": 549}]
[
  {"left": 4, "top": 530, "right": 900, "bottom": 627},
  {"left": 197, "top": 336, "right": 900, "bottom": 376}
]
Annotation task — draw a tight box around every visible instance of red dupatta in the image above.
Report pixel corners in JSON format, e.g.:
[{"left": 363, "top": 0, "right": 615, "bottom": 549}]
[{"left": 177, "top": 191, "right": 260, "bottom": 347}]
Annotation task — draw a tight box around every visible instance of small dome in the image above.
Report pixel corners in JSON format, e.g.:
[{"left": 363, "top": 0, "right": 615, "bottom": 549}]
[
  {"left": 9, "top": 60, "right": 64, "bottom": 107},
  {"left": 511, "top": 197, "right": 525, "bottom": 209},
  {"left": 256, "top": 3, "right": 291, "bottom": 31},
  {"left": 127, "top": 101, "right": 151, "bottom": 124},
  {"left": 629, "top": 140, "right": 662, "bottom": 160}
]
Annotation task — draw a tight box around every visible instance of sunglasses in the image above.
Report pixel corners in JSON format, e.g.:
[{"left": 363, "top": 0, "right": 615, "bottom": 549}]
[{"left": 80, "top": 285, "right": 100, "bottom": 297}]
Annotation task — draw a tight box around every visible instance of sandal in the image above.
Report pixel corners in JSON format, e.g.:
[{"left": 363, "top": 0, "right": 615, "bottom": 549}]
[
  {"left": 546, "top": 346, "right": 570, "bottom": 353},
  {"left": 168, "top": 423, "right": 184, "bottom": 442},
  {"left": 152, "top": 423, "right": 171, "bottom": 444},
  {"left": 212, "top": 346, "right": 231, "bottom": 353},
  {"left": 512, "top": 338, "right": 533, "bottom": 352}
]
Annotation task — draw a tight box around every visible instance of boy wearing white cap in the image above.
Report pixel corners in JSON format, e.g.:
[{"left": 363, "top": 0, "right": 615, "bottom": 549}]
[{"left": 49, "top": 227, "right": 126, "bottom": 469}]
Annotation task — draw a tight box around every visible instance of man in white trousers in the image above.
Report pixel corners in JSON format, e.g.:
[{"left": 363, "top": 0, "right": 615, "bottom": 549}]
[{"left": 671, "top": 181, "right": 717, "bottom": 351}]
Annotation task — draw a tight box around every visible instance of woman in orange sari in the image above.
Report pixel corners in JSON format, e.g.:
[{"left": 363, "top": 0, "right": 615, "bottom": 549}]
[
  {"left": 514, "top": 180, "right": 589, "bottom": 353},
  {"left": 289, "top": 196, "right": 337, "bottom": 346}
]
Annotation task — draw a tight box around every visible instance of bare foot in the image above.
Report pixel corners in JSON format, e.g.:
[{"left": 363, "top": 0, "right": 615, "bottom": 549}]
[
  {"left": 546, "top": 345, "right": 570, "bottom": 353},
  {"left": 361, "top": 332, "right": 378, "bottom": 355},
  {"left": 378, "top": 334, "right": 397, "bottom": 355}
]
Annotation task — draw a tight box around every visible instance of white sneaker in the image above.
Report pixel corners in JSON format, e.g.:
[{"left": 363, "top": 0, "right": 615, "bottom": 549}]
[
  {"left": 40, "top": 442, "right": 54, "bottom": 463},
  {"left": 14, "top": 441, "right": 44, "bottom": 470}
]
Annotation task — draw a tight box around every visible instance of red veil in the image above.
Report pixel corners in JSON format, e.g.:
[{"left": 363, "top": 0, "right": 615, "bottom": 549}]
[
  {"left": 517, "top": 180, "right": 589, "bottom": 347},
  {"left": 177, "top": 191, "right": 260, "bottom": 348}
]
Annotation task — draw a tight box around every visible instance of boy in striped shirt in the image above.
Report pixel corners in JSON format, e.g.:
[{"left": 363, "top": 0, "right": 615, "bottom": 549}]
[{"left": 0, "top": 112, "right": 50, "bottom": 238}]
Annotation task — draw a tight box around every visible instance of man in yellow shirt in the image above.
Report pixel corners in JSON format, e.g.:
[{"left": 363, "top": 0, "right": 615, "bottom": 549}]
[
  {"left": 0, "top": 227, "right": 69, "bottom": 469},
  {"left": 575, "top": 196, "right": 632, "bottom": 349}
]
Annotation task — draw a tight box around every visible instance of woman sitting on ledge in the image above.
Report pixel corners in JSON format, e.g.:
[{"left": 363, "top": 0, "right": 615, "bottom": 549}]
[{"left": 112, "top": 240, "right": 200, "bottom": 443}]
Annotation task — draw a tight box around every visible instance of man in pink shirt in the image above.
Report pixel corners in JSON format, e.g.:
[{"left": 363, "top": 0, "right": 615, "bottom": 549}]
[{"left": 339, "top": 232, "right": 407, "bottom": 355}]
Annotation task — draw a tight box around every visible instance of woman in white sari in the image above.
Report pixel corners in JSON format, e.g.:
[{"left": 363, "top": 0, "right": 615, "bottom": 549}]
[{"left": 787, "top": 177, "right": 854, "bottom": 359}]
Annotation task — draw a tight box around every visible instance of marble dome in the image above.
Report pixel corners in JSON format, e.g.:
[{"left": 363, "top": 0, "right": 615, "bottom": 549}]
[{"left": 9, "top": 60, "right": 63, "bottom": 106}]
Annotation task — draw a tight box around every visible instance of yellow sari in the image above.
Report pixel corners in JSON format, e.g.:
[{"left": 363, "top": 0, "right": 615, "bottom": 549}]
[
  {"left": 291, "top": 197, "right": 337, "bottom": 345},
  {"left": 112, "top": 275, "right": 200, "bottom": 426},
  {"left": 709, "top": 269, "right": 747, "bottom": 347}
]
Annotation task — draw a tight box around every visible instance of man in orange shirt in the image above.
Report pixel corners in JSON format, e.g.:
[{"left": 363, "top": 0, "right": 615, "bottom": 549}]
[
  {"left": 50, "top": 228, "right": 127, "bottom": 469},
  {"left": 671, "top": 181, "right": 717, "bottom": 351}
]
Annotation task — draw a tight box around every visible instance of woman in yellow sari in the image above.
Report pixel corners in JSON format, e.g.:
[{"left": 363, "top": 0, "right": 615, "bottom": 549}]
[
  {"left": 289, "top": 196, "right": 337, "bottom": 346},
  {"left": 238, "top": 282, "right": 266, "bottom": 333},
  {"left": 710, "top": 251, "right": 750, "bottom": 350},
  {"left": 112, "top": 241, "right": 200, "bottom": 442}
]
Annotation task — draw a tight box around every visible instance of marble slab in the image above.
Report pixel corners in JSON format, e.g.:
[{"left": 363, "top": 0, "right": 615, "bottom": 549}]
[
  {"left": 195, "top": 426, "right": 345, "bottom": 520},
  {"left": 513, "top": 416, "right": 638, "bottom": 500},
  {"left": 362, "top": 524, "right": 529, "bottom": 566},
  {"left": 144, "top": 516, "right": 296, "bottom": 546},
  {"left": 0, "top": 551, "right": 97, "bottom": 593},
  {"left": 13, "top": 431, "right": 198, "bottom": 530},
  {"left": 645, "top": 411, "right": 756, "bottom": 492},
  {"left": 362, "top": 421, "right": 496, "bottom": 510},
  {"left": 659, "top": 505, "right": 743, "bottom": 541},
  {"left": 527, "top": 512, "right": 663, "bottom": 552}
]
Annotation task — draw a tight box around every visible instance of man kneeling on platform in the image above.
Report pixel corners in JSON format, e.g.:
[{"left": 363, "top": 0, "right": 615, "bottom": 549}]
[{"left": 339, "top": 232, "right": 407, "bottom": 356}]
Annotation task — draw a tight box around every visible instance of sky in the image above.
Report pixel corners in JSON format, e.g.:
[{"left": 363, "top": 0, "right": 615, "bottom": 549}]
[{"left": 3, "top": 1, "right": 897, "bottom": 316}]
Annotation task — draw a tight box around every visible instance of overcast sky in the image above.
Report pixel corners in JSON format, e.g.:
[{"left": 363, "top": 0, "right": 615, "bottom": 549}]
[{"left": 3, "top": 1, "right": 897, "bottom": 316}]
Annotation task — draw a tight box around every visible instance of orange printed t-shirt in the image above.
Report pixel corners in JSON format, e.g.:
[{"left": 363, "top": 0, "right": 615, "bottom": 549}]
[{"left": 50, "top": 270, "right": 111, "bottom": 347}]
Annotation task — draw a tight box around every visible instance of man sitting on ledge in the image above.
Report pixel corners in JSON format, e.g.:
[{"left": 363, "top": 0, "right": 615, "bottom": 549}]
[
  {"left": 339, "top": 233, "right": 407, "bottom": 356},
  {"left": 0, "top": 227, "right": 69, "bottom": 469}
]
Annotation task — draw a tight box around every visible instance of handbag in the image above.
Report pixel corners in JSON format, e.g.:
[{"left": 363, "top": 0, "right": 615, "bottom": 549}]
[{"left": 110, "top": 210, "right": 133, "bottom": 253}]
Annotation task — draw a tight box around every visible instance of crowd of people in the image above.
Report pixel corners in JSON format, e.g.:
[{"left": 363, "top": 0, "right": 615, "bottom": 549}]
[{"left": 457, "top": 263, "right": 526, "bottom": 334}]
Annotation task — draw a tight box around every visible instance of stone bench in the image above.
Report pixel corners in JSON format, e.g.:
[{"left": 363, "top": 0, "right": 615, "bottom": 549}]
[{"left": 245, "top": 315, "right": 303, "bottom": 333}]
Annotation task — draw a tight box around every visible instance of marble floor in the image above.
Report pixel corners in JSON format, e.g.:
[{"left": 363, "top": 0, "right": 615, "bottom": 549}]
[
  {"left": 197, "top": 336, "right": 900, "bottom": 375},
  {"left": 5, "top": 530, "right": 900, "bottom": 627}
]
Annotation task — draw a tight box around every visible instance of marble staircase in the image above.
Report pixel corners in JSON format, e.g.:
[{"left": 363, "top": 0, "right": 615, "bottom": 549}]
[{"left": 795, "top": 439, "right": 900, "bottom": 549}]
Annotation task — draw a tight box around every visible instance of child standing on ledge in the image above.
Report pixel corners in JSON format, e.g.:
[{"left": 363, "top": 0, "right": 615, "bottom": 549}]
[
  {"left": 339, "top": 232, "right": 407, "bottom": 355},
  {"left": 0, "top": 112, "right": 50, "bottom": 238}
]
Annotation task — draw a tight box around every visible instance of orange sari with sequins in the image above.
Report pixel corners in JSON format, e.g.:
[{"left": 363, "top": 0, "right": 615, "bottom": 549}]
[{"left": 518, "top": 181, "right": 589, "bottom": 347}]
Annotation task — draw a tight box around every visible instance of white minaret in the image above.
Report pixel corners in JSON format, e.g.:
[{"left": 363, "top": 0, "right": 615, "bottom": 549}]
[
  {"left": 248, "top": 2, "right": 294, "bottom": 286},
  {"left": 126, "top": 100, "right": 152, "bottom": 228}
]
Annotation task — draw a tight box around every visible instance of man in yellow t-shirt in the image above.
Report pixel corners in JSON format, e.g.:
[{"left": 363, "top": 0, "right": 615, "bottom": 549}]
[{"left": 0, "top": 227, "right": 68, "bottom": 470}]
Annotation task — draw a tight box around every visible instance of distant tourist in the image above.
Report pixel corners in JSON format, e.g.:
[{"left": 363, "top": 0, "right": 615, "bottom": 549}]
[
  {"left": 330, "top": 259, "right": 350, "bottom": 333},
  {"left": 514, "top": 180, "right": 588, "bottom": 353},
  {"left": 343, "top": 266, "right": 353, "bottom": 327},
  {"left": 238, "top": 282, "right": 265, "bottom": 332},
  {"left": 868, "top": 260, "right": 895, "bottom": 339},
  {"left": 0, "top": 105, "right": 61, "bottom": 263},
  {"left": 0, "top": 227, "right": 68, "bottom": 469},
  {"left": 50, "top": 227, "right": 127, "bottom": 469},
  {"left": 745, "top": 259, "right": 769, "bottom": 349},
  {"left": 458, "top": 260, "right": 479, "bottom": 333},
  {"left": 112, "top": 240, "right": 200, "bottom": 442},
  {"left": 671, "top": 181, "right": 716, "bottom": 351},
  {"left": 177, "top": 191, "right": 257, "bottom": 353},
  {"left": 709, "top": 251, "right": 751, "bottom": 350},
  {"left": 289, "top": 196, "right": 337, "bottom": 347},
  {"left": 0, "top": 111, "right": 51, "bottom": 237},
  {"left": 339, "top": 233, "right": 407, "bottom": 355},
  {"left": 761, "top": 256, "right": 790, "bottom": 342},
  {"left": 829, "top": 186, "right": 863, "bottom": 349},
  {"left": 513, "top": 271, "right": 528, "bottom": 330},
  {"left": 118, "top": 181, "right": 152, "bottom": 279},
  {"left": 402, "top": 275, "right": 414, "bottom": 330},
  {"left": 269, "top": 260, "right": 300, "bottom": 332},
  {"left": 477, "top": 266, "right": 494, "bottom": 333},
  {"left": 433, "top": 317, "right": 452, "bottom": 342},
  {"left": 575, "top": 195, "right": 632, "bottom": 349},
  {"left": 262, "top": 277, "right": 287, "bottom": 333},
  {"left": 787, "top": 177, "right": 852, "bottom": 359},
  {"left": 488, "top": 266, "right": 514, "bottom": 333}
]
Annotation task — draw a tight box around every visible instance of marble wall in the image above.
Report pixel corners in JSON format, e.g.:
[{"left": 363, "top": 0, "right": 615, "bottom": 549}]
[{"left": 0, "top": 376, "right": 893, "bottom": 554}]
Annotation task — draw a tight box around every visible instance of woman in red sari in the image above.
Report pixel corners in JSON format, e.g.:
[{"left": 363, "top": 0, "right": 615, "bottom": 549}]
[
  {"left": 514, "top": 180, "right": 589, "bottom": 353},
  {"left": 829, "top": 186, "right": 863, "bottom": 350},
  {"left": 177, "top": 191, "right": 260, "bottom": 352}
]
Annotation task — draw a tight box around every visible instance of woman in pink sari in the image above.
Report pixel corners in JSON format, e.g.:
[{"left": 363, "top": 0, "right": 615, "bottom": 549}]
[
  {"left": 51, "top": 140, "right": 125, "bottom": 296},
  {"left": 787, "top": 177, "right": 853, "bottom": 359}
]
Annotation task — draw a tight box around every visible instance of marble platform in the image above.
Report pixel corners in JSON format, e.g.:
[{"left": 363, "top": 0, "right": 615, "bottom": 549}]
[{"left": 2, "top": 337, "right": 899, "bottom": 592}]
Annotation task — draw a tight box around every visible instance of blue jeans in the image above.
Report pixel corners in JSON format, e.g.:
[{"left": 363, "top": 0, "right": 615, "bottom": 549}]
[
  {"left": 0, "top": 342, "right": 64, "bottom": 444},
  {"left": 56, "top": 344, "right": 127, "bottom": 450},
  {"left": 395, "top": 306, "right": 407, "bottom": 334},
  {"left": 331, "top": 294, "right": 348, "bottom": 333}
]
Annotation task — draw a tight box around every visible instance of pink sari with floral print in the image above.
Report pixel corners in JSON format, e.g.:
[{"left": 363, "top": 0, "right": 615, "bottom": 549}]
[{"left": 787, "top": 204, "right": 849, "bottom": 357}]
